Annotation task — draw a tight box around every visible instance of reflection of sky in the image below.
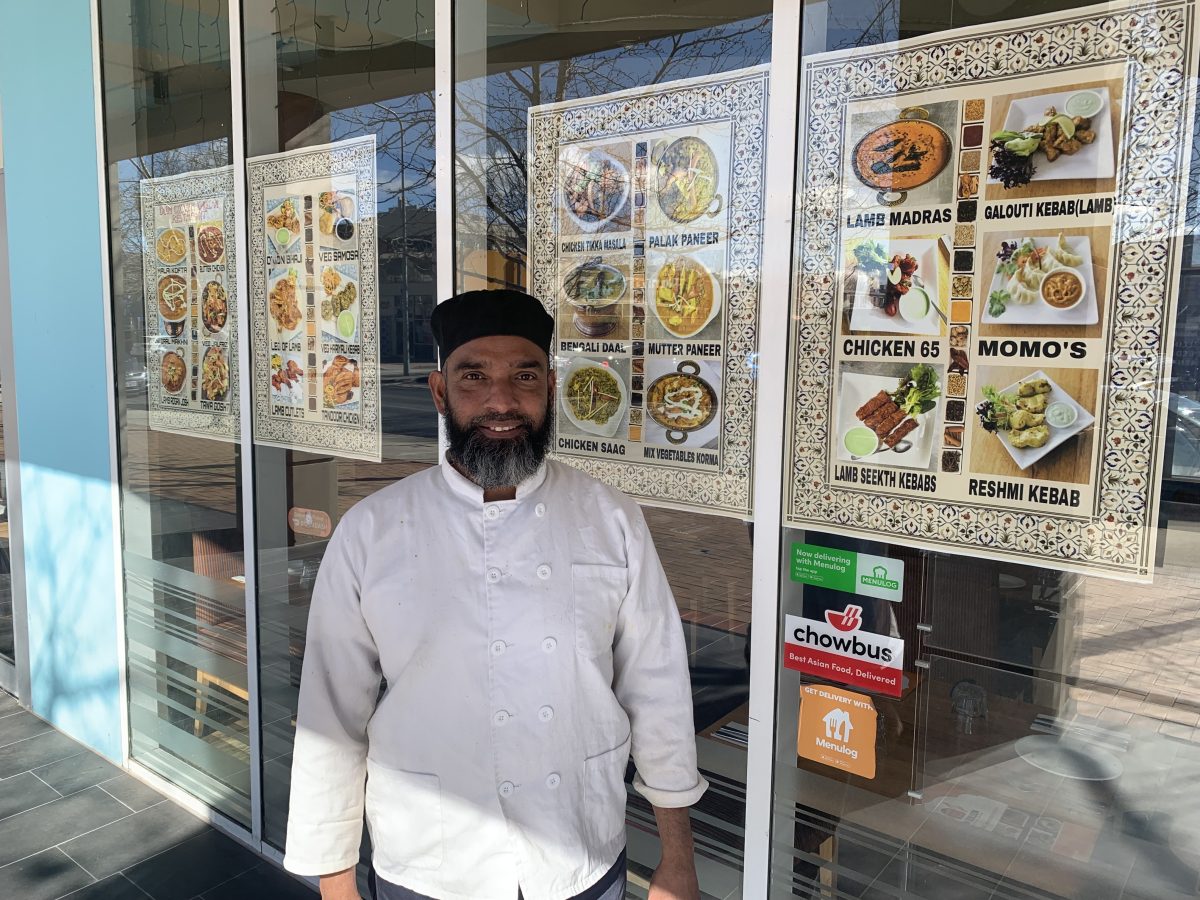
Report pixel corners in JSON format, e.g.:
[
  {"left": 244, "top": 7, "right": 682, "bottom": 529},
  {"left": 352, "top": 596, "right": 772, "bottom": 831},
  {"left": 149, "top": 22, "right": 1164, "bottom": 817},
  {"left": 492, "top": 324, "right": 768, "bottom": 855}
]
[
  {"left": 330, "top": 93, "right": 435, "bottom": 215},
  {"left": 454, "top": 16, "right": 771, "bottom": 236}
]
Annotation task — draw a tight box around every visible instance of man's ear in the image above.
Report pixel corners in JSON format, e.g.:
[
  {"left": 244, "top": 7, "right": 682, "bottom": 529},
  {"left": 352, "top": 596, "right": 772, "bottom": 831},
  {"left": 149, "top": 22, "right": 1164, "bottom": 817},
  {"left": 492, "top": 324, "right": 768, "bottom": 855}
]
[
  {"left": 429, "top": 369, "right": 448, "bottom": 415},
  {"left": 547, "top": 365, "right": 556, "bottom": 404}
]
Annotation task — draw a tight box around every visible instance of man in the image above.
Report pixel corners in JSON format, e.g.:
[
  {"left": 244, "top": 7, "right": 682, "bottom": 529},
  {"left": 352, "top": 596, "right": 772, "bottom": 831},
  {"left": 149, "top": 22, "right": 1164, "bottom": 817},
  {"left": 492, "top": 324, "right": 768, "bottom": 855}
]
[{"left": 284, "top": 289, "right": 708, "bottom": 900}]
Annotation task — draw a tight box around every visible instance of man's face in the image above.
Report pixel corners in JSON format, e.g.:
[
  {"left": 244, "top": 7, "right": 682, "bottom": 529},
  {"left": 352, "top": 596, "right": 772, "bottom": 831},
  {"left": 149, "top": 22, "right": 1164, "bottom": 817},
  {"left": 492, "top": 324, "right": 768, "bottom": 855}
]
[{"left": 429, "top": 334, "right": 555, "bottom": 489}]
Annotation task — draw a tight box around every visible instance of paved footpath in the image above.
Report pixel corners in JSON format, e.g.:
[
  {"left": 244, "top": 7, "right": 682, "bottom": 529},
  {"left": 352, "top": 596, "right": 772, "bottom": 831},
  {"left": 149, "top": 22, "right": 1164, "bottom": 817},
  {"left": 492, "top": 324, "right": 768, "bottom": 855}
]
[{"left": 0, "top": 690, "right": 313, "bottom": 899}]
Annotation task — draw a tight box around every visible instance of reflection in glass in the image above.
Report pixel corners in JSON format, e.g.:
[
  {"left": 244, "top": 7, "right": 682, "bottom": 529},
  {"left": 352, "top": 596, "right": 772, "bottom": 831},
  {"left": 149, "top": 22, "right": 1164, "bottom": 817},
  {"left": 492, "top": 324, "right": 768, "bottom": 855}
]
[
  {"left": 453, "top": 4, "right": 770, "bottom": 891},
  {"left": 99, "top": 0, "right": 250, "bottom": 823},
  {"left": 0, "top": 379, "right": 10, "bottom": 667},
  {"left": 770, "top": 1, "right": 1200, "bottom": 897},
  {"left": 243, "top": 0, "right": 440, "bottom": 854}
]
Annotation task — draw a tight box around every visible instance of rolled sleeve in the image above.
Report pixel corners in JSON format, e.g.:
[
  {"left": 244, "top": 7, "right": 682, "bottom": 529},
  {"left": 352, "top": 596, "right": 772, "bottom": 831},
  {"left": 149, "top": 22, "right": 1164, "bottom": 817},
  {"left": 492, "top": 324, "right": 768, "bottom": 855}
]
[
  {"left": 283, "top": 515, "right": 383, "bottom": 877},
  {"left": 611, "top": 502, "right": 709, "bottom": 810}
]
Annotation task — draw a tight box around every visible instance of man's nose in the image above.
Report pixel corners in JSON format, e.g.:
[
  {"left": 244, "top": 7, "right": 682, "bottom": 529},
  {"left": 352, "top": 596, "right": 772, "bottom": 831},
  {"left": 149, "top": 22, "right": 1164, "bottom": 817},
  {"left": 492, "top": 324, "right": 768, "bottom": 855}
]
[{"left": 484, "top": 379, "right": 520, "bottom": 413}]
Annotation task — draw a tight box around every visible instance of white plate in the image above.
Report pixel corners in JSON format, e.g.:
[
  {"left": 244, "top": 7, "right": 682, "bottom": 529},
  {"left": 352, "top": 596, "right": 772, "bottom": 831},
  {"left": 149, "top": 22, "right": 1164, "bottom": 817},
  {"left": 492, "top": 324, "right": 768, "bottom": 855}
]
[
  {"left": 1015, "top": 735, "right": 1122, "bottom": 781},
  {"left": 847, "top": 237, "right": 947, "bottom": 336},
  {"left": 982, "top": 235, "right": 1099, "bottom": 326},
  {"left": 836, "top": 371, "right": 937, "bottom": 470},
  {"left": 267, "top": 271, "right": 304, "bottom": 342},
  {"left": 991, "top": 87, "right": 1114, "bottom": 183},
  {"left": 988, "top": 369, "right": 1095, "bottom": 470},
  {"left": 265, "top": 196, "right": 303, "bottom": 254},
  {"left": 319, "top": 267, "right": 360, "bottom": 344},
  {"left": 558, "top": 356, "right": 628, "bottom": 438},
  {"left": 559, "top": 146, "right": 630, "bottom": 233}
]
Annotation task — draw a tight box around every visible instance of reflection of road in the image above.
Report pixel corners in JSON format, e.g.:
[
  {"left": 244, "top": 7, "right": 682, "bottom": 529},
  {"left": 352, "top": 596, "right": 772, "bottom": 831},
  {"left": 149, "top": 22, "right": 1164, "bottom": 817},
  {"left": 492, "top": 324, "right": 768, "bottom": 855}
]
[{"left": 381, "top": 378, "right": 438, "bottom": 439}]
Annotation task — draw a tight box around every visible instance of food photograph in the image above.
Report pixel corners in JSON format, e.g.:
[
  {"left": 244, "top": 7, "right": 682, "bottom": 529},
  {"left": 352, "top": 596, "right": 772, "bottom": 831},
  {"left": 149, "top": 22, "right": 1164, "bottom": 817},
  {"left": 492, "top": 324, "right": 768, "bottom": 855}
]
[
  {"left": 842, "top": 235, "right": 950, "bottom": 336},
  {"left": 558, "top": 141, "right": 632, "bottom": 235},
  {"left": 971, "top": 366, "right": 1097, "bottom": 482},
  {"left": 835, "top": 361, "right": 944, "bottom": 471},
  {"left": 160, "top": 350, "right": 187, "bottom": 396},
  {"left": 322, "top": 354, "right": 361, "bottom": 410},
  {"left": 647, "top": 127, "right": 728, "bottom": 230},
  {"left": 157, "top": 273, "right": 189, "bottom": 337},
  {"left": 270, "top": 352, "right": 305, "bottom": 407},
  {"left": 265, "top": 195, "right": 302, "bottom": 254},
  {"left": 196, "top": 223, "right": 225, "bottom": 265},
  {"left": 201, "top": 279, "right": 229, "bottom": 335},
  {"left": 155, "top": 227, "right": 188, "bottom": 267},
  {"left": 267, "top": 268, "right": 304, "bottom": 341},
  {"left": 557, "top": 356, "right": 630, "bottom": 439},
  {"left": 643, "top": 358, "right": 720, "bottom": 449},
  {"left": 200, "top": 345, "right": 230, "bottom": 402},
  {"left": 319, "top": 263, "right": 359, "bottom": 344},
  {"left": 980, "top": 227, "right": 1107, "bottom": 337},
  {"left": 984, "top": 77, "right": 1120, "bottom": 200},
  {"left": 648, "top": 249, "right": 722, "bottom": 341},
  {"left": 558, "top": 257, "right": 630, "bottom": 340},
  {"left": 844, "top": 99, "right": 956, "bottom": 208},
  {"left": 317, "top": 187, "right": 357, "bottom": 246}
]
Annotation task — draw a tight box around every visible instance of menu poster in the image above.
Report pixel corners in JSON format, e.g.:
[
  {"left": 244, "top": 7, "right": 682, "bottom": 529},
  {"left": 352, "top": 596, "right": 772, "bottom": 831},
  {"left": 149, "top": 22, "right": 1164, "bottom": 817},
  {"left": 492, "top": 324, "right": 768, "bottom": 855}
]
[
  {"left": 785, "top": 0, "right": 1200, "bottom": 581},
  {"left": 529, "top": 66, "right": 768, "bottom": 518},
  {"left": 247, "top": 136, "right": 381, "bottom": 462},
  {"left": 140, "top": 166, "right": 238, "bottom": 441}
]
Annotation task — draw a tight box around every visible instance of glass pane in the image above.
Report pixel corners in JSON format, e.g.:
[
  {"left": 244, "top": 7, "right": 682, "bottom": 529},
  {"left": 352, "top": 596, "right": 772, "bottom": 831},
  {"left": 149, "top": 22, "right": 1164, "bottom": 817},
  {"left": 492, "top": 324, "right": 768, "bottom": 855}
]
[
  {"left": 98, "top": 0, "right": 250, "bottom": 824},
  {"left": 772, "top": 0, "right": 1200, "bottom": 898},
  {"left": 454, "top": 5, "right": 770, "bottom": 894},
  {"left": 240, "top": 0, "right": 440, "bottom": 854},
  {"left": 0, "top": 361, "right": 9, "bottom": 668},
  {"left": 0, "top": 109, "right": 11, "bottom": 671}
]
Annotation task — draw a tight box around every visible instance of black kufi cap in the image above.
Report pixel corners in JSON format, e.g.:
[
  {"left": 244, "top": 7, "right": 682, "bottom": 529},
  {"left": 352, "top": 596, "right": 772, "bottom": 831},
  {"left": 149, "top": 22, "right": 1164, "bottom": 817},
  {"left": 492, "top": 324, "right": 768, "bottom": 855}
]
[{"left": 431, "top": 289, "right": 554, "bottom": 364}]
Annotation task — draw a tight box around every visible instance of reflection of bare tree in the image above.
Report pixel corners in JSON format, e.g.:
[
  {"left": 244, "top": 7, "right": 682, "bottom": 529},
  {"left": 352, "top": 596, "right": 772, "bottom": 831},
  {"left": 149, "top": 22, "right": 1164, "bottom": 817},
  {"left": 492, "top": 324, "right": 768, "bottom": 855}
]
[{"left": 454, "top": 16, "right": 771, "bottom": 287}]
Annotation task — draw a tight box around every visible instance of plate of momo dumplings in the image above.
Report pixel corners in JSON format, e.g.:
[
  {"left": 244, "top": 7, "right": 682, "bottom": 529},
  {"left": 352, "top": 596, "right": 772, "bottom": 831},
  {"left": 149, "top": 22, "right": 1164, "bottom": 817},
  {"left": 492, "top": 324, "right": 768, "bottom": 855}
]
[
  {"left": 982, "top": 232, "right": 1098, "bottom": 326},
  {"left": 977, "top": 370, "right": 1095, "bottom": 470}
]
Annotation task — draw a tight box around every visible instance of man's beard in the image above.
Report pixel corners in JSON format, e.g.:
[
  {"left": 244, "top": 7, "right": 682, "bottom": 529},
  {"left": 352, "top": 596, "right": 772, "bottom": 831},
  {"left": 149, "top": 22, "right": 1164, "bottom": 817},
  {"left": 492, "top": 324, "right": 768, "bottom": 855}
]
[{"left": 444, "top": 397, "right": 554, "bottom": 490}]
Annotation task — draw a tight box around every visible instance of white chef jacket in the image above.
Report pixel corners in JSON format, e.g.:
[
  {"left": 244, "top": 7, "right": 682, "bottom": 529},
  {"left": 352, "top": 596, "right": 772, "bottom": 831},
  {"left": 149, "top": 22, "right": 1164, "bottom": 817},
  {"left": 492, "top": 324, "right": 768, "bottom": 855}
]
[{"left": 283, "top": 454, "right": 708, "bottom": 900}]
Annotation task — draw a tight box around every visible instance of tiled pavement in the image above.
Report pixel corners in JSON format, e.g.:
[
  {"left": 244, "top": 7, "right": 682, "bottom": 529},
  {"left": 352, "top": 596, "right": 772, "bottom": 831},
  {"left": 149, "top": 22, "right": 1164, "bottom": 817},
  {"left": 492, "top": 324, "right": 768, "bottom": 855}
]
[{"left": 0, "top": 689, "right": 314, "bottom": 900}]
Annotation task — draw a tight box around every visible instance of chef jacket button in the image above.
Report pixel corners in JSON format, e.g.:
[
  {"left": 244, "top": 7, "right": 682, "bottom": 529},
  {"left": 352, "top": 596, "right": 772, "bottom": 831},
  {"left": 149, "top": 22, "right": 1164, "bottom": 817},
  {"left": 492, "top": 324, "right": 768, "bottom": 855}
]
[
  {"left": 498, "top": 781, "right": 515, "bottom": 797},
  {"left": 546, "top": 773, "right": 561, "bottom": 789},
  {"left": 490, "top": 640, "right": 507, "bottom": 656},
  {"left": 493, "top": 710, "right": 510, "bottom": 725},
  {"left": 484, "top": 505, "right": 500, "bottom": 521},
  {"left": 541, "top": 637, "right": 557, "bottom": 653},
  {"left": 536, "top": 564, "right": 552, "bottom": 580},
  {"left": 535, "top": 503, "right": 546, "bottom": 517},
  {"left": 487, "top": 567, "right": 501, "bottom": 584},
  {"left": 538, "top": 705, "right": 554, "bottom": 722}
]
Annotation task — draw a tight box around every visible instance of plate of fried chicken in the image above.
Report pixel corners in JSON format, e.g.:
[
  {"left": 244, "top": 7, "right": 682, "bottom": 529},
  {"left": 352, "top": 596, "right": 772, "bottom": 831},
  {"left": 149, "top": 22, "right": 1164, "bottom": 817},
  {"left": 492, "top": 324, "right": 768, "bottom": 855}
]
[{"left": 994, "top": 87, "right": 1114, "bottom": 182}]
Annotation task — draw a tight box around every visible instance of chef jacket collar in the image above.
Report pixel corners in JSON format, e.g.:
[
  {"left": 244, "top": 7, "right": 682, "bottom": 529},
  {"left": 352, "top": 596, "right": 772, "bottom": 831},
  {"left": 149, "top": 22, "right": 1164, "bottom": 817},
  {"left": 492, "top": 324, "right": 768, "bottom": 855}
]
[{"left": 439, "top": 451, "right": 548, "bottom": 503}]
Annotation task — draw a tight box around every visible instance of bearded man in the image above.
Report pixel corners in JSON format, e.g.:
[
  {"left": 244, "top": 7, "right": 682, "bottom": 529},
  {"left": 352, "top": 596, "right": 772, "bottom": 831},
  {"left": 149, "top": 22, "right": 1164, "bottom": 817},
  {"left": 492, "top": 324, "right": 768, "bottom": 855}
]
[{"left": 284, "top": 289, "right": 707, "bottom": 900}]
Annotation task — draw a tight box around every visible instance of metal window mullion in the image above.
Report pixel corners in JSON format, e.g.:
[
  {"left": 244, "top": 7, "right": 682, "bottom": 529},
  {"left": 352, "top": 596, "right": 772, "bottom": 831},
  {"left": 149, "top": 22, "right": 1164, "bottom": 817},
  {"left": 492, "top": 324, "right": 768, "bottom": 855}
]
[
  {"left": 228, "top": 0, "right": 264, "bottom": 847},
  {"left": 742, "top": 0, "right": 804, "bottom": 896},
  {"left": 435, "top": 0, "right": 453, "bottom": 454}
]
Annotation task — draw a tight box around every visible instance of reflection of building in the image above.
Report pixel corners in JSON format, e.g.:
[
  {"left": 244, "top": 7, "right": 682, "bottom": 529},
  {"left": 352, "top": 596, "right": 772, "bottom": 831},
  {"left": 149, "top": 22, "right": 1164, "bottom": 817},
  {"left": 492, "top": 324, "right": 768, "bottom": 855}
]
[{"left": 377, "top": 203, "right": 436, "bottom": 367}]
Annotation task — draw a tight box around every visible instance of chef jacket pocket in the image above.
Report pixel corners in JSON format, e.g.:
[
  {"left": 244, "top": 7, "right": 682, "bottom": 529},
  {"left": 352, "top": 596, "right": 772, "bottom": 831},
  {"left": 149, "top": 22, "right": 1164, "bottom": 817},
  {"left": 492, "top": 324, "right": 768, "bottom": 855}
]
[
  {"left": 572, "top": 564, "right": 627, "bottom": 658},
  {"left": 584, "top": 733, "right": 633, "bottom": 849},
  {"left": 365, "top": 761, "right": 443, "bottom": 870}
]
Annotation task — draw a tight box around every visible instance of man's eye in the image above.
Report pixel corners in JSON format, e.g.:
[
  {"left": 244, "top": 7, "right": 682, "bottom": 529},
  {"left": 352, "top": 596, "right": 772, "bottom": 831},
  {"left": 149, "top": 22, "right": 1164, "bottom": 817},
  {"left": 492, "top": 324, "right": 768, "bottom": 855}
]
[{"left": 463, "top": 372, "right": 484, "bottom": 380}]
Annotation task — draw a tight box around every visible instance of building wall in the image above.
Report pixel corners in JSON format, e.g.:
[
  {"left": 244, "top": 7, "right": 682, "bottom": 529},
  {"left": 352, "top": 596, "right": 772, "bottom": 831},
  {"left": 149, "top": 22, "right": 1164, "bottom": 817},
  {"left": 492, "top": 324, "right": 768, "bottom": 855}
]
[{"left": 0, "top": 0, "right": 123, "bottom": 761}]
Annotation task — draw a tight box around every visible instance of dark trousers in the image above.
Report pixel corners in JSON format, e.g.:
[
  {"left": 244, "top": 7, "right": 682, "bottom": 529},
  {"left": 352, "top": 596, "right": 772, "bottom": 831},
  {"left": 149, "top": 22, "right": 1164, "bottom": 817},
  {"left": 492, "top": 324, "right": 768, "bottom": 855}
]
[{"left": 369, "top": 848, "right": 627, "bottom": 900}]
